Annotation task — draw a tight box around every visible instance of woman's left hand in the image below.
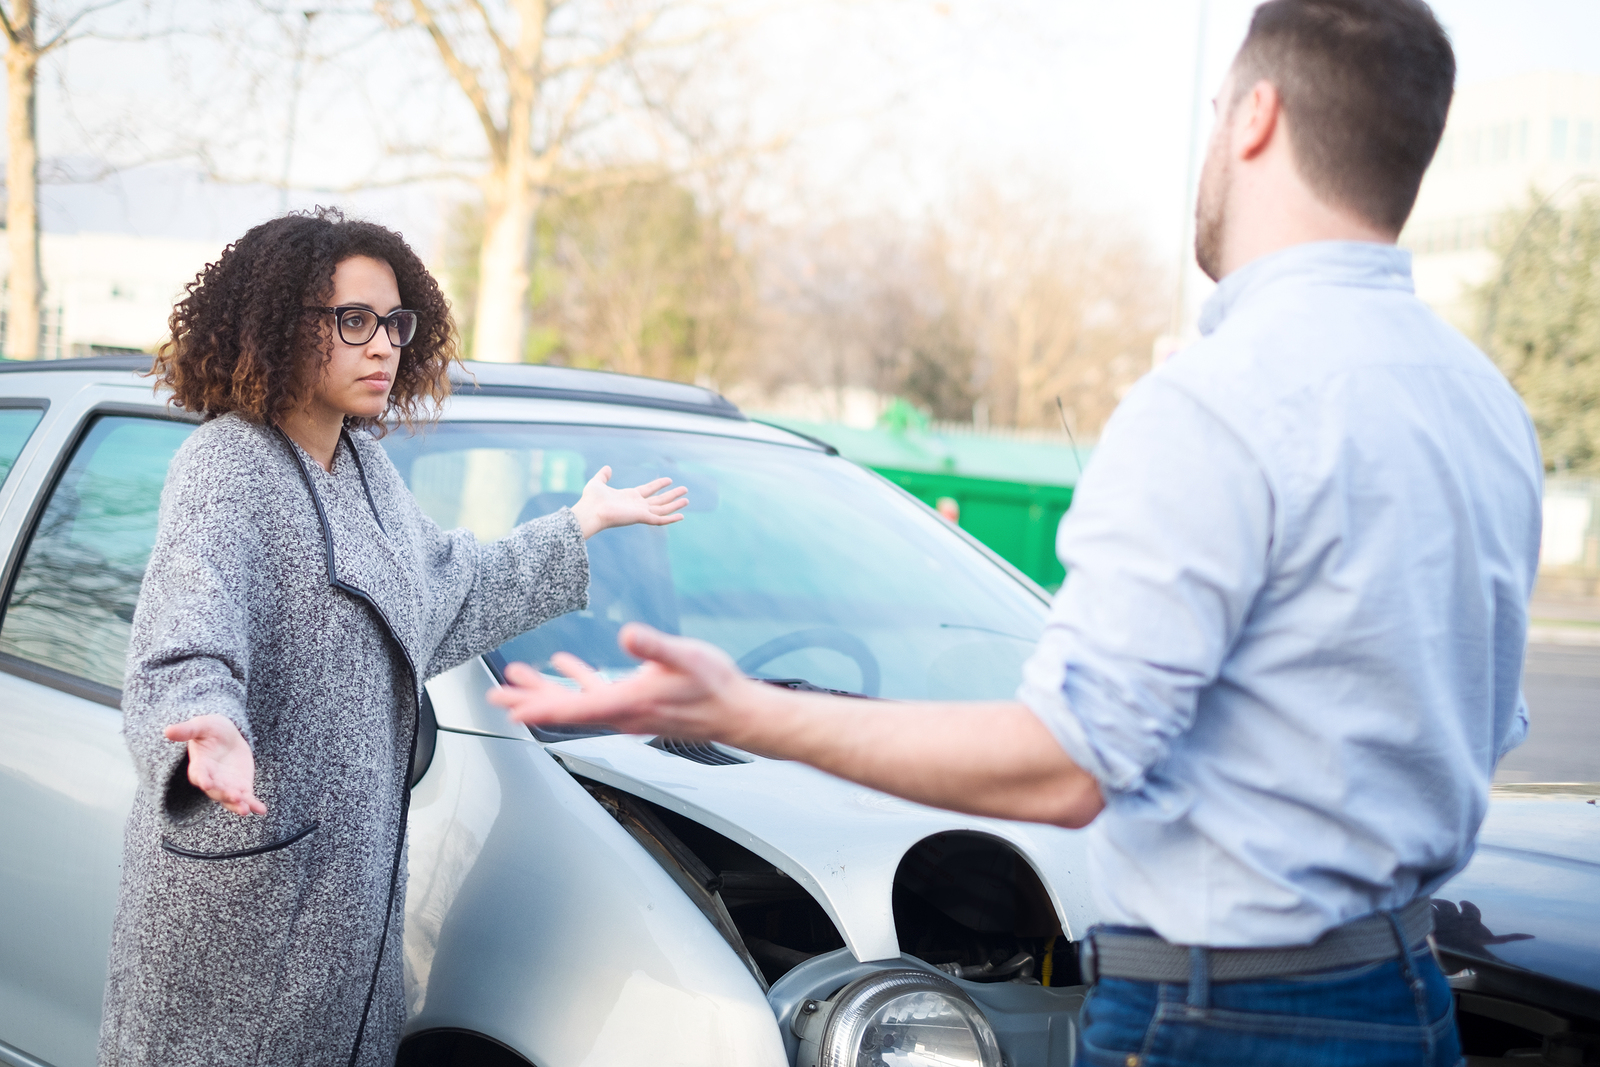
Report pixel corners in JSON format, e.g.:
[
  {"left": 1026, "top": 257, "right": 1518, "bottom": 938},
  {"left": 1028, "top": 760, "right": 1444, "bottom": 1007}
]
[{"left": 570, "top": 466, "right": 688, "bottom": 538}]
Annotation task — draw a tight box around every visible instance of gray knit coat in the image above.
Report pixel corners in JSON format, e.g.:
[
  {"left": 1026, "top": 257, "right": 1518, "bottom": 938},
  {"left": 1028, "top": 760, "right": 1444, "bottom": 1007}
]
[{"left": 98, "top": 413, "right": 589, "bottom": 1067}]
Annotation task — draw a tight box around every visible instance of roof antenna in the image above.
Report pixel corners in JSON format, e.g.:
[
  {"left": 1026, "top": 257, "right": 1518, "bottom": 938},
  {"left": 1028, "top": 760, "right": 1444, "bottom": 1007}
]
[{"left": 1056, "top": 396, "right": 1086, "bottom": 481}]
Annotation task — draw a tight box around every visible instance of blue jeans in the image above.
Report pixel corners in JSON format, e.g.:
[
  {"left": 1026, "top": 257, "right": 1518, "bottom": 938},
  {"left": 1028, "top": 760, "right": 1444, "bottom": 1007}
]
[{"left": 1077, "top": 941, "right": 1463, "bottom": 1067}]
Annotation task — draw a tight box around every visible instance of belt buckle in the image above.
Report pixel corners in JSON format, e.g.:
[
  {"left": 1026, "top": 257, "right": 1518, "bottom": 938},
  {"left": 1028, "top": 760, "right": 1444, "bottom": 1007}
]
[{"left": 1080, "top": 929, "right": 1099, "bottom": 985}]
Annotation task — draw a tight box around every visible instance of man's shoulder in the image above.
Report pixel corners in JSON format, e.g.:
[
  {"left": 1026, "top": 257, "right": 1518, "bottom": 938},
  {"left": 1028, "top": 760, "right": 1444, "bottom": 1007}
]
[
  {"left": 1163, "top": 287, "right": 1515, "bottom": 420},
  {"left": 1092, "top": 370, "right": 1267, "bottom": 486}
]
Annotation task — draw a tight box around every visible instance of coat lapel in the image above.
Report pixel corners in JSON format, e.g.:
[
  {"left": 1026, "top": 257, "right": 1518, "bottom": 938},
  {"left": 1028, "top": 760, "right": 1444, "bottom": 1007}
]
[{"left": 273, "top": 427, "right": 424, "bottom": 691}]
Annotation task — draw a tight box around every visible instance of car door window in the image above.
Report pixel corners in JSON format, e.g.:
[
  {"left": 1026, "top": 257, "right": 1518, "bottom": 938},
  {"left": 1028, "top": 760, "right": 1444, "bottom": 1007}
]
[
  {"left": 0, "top": 406, "right": 45, "bottom": 487},
  {"left": 0, "top": 415, "right": 195, "bottom": 691}
]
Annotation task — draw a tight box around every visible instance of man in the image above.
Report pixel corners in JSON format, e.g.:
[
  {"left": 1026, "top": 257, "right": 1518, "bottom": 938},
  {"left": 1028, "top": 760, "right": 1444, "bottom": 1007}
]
[{"left": 490, "top": 1, "right": 1542, "bottom": 1063}]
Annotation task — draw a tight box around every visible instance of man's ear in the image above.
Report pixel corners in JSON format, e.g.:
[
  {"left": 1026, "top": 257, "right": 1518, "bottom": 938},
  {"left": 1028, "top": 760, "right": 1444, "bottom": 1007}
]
[{"left": 1235, "top": 79, "right": 1281, "bottom": 162}]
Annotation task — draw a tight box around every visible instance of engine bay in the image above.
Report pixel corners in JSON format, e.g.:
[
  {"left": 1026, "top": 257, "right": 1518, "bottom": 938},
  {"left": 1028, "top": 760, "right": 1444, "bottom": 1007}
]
[{"left": 577, "top": 778, "right": 1081, "bottom": 989}]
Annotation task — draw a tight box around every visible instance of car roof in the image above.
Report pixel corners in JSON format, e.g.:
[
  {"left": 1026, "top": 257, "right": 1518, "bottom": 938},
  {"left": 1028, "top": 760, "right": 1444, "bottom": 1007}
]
[
  {"left": 0, "top": 355, "right": 747, "bottom": 422},
  {"left": 450, "top": 361, "right": 744, "bottom": 421}
]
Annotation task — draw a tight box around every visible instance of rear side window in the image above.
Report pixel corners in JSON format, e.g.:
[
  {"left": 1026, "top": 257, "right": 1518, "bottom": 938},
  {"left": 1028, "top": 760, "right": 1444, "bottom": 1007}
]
[
  {"left": 0, "top": 415, "right": 195, "bottom": 692},
  {"left": 0, "top": 406, "right": 45, "bottom": 487}
]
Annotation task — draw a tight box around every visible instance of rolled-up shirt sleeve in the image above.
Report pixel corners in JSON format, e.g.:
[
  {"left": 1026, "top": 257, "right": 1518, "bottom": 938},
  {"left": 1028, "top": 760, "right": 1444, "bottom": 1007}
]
[
  {"left": 1017, "top": 376, "right": 1274, "bottom": 795},
  {"left": 1498, "top": 694, "right": 1530, "bottom": 759}
]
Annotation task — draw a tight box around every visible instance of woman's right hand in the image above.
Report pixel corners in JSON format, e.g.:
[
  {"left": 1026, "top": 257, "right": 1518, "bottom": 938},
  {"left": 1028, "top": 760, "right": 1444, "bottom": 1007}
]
[{"left": 164, "top": 714, "right": 266, "bottom": 816}]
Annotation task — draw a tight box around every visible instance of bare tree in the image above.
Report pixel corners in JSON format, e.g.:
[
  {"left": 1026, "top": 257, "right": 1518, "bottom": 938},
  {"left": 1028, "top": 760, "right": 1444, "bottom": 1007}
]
[
  {"left": 444, "top": 176, "right": 754, "bottom": 383},
  {"left": 0, "top": 0, "right": 147, "bottom": 360},
  {"left": 378, "top": 0, "right": 741, "bottom": 364},
  {"left": 751, "top": 177, "right": 1166, "bottom": 436},
  {"left": 538, "top": 179, "right": 753, "bottom": 382},
  {"left": 950, "top": 182, "right": 1166, "bottom": 433}
]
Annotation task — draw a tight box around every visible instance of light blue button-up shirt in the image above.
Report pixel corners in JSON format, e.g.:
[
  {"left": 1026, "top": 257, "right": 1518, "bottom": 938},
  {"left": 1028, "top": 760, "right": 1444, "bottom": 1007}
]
[{"left": 1018, "top": 241, "right": 1542, "bottom": 948}]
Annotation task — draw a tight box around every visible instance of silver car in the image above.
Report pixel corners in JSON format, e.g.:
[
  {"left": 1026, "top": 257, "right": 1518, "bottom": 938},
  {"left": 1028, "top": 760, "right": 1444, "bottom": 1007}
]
[{"left": 0, "top": 357, "right": 1092, "bottom": 1067}]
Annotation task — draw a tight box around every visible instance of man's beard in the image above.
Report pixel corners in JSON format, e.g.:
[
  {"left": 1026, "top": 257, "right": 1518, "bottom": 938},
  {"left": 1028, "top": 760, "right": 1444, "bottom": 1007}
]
[{"left": 1194, "top": 145, "right": 1230, "bottom": 283}]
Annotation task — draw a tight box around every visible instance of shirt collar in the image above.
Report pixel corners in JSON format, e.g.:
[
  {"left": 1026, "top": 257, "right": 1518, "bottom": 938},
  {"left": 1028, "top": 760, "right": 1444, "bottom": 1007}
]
[{"left": 1198, "top": 241, "right": 1414, "bottom": 336}]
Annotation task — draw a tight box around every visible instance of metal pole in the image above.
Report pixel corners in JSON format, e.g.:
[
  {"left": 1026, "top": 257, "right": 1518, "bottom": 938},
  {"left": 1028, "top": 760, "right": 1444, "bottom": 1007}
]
[{"left": 1171, "top": 0, "right": 1210, "bottom": 340}]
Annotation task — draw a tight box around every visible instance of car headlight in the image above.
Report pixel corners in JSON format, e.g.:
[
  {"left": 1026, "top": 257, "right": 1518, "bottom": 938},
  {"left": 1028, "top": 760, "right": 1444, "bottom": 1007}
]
[{"left": 794, "top": 968, "right": 1003, "bottom": 1067}]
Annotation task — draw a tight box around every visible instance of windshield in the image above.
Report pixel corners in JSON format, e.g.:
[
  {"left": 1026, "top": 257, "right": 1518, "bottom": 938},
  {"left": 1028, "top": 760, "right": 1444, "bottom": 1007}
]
[{"left": 381, "top": 421, "right": 1047, "bottom": 700}]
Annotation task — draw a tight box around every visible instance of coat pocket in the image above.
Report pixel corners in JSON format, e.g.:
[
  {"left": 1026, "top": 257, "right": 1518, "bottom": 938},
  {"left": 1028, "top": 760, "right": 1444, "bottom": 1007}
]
[{"left": 160, "top": 820, "right": 319, "bottom": 860}]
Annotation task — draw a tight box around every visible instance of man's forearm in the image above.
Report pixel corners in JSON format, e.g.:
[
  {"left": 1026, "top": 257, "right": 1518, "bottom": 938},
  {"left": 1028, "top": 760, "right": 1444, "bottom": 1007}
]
[
  {"left": 491, "top": 626, "right": 1106, "bottom": 829},
  {"left": 721, "top": 683, "right": 1105, "bottom": 828}
]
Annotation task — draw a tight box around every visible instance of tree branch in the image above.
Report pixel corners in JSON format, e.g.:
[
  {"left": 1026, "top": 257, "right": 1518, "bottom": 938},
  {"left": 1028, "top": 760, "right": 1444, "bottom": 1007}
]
[
  {"left": 195, "top": 159, "right": 482, "bottom": 193},
  {"left": 463, "top": 0, "right": 513, "bottom": 73},
  {"left": 544, "top": 131, "right": 788, "bottom": 200},
  {"left": 0, "top": 3, "right": 20, "bottom": 46},
  {"left": 544, "top": 11, "right": 662, "bottom": 79},
  {"left": 542, "top": 7, "right": 665, "bottom": 150},
  {"left": 39, "top": 0, "right": 131, "bottom": 53},
  {"left": 407, "top": 0, "right": 507, "bottom": 163},
  {"left": 544, "top": 2, "right": 771, "bottom": 78}
]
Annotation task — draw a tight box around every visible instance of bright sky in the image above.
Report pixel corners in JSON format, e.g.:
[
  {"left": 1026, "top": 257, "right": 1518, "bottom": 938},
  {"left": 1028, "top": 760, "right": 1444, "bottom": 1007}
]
[
  {"left": 28, "top": 0, "right": 1600, "bottom": 331},
  {"left": 744, "top": 0, "right": 1600, "bottom": 328}
]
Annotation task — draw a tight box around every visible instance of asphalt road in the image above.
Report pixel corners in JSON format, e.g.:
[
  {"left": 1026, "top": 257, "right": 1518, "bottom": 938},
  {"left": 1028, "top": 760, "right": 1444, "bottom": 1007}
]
[{"left": 1495, "top": 642, "right": 1600, "bottom": 784}]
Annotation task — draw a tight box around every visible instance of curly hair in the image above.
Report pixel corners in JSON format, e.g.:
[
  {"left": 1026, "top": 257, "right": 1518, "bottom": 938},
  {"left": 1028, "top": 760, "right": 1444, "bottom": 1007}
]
[{"left": 153, "top": 206, "right": 459, "bottom": 432}]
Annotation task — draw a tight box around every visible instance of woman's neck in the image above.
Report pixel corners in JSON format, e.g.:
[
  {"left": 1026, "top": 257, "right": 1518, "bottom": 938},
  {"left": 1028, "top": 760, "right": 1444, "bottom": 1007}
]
[{"left": 277, "top": 406, "right": 345, "bottom": 472}]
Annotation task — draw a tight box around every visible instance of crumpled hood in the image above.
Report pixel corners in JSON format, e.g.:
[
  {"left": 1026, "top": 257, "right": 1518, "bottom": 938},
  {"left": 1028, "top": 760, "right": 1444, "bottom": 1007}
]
[
  {"left": 561, "top": 740, "right": 1600, "bottom": 994},
  {"left": 548, "top": 734, "right": 1097, "bottom": 962},
  {"left": 1434, "top": 791, "right": 1600, "bottom": 997}
]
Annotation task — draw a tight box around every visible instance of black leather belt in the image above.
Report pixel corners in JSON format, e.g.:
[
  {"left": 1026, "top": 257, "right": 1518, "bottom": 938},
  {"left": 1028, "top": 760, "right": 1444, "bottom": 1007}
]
[{"left": 1082, "top": 897, "right": 1435, "bottom": 984}]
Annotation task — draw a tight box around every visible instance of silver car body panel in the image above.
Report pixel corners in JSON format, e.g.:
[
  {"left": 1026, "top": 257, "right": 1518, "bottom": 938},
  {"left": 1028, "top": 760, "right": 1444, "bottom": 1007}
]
[
  {"left": 424, "top": 646, "right": 532, "bottom": 739},
  {"left": 408, "top": 662, "right": 788, "bottom": 1066},
  {"left": 0, "top": 673, "right": 135, "bottom": 1067}
]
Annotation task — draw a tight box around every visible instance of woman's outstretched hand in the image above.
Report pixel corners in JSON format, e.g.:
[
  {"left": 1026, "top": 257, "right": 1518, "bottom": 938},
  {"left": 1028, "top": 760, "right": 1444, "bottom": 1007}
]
[
  {"left": 570, "top": 467, "right": 688, "bottom": 539},
  {"left": 164, "top": 714, "right": 266, "bottom": 817},
  {"left": 488, "top": 623, "right": 754, "bottom": 741}
]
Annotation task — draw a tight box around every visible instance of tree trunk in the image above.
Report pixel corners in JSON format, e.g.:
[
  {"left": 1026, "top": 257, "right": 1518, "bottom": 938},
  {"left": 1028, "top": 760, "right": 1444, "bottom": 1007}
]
[
  {"left": 467, "top": 0, "right": 547, "bottom": 365},
  {"left": 5, "top": 5, "right": 41, "bottom": 361},
  {"left": 471, "top": 162, "right": 540, "bottom": 363}
]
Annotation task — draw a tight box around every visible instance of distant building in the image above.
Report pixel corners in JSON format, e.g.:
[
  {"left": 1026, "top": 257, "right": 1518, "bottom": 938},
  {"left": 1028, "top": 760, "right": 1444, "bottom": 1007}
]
[
  {"left": 0, "top": 232, "right": 222, "bottom": 359},
  {"left": 1403, "top": 71, "right": 1600, "bottom": 332}
]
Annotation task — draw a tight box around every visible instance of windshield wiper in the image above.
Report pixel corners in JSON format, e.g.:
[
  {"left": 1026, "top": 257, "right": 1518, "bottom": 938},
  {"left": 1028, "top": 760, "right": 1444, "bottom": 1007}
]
[
  {"left": 939, "top": 622, "right": 1036, "bottom": 643},
  {"left": 755, "top": 677, "right": 875, "bottom": 700}
]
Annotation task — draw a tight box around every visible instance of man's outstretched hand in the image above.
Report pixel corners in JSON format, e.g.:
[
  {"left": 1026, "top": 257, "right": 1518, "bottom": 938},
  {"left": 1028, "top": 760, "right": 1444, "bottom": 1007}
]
[
  {"left": 487, "top": 624, "right": 1106, "bottom": 830},
  {"left": 489, "top": 624, "right": 756, "bottom": 743},
  {"left": 164, "top": 714, "right": 266, "bottom": 817}
]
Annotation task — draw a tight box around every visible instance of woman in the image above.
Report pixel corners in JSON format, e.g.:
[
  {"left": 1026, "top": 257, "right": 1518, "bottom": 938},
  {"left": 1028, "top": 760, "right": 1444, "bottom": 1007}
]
[{"left": 98, "top": 208, "right": 686, "bottom": 1067}]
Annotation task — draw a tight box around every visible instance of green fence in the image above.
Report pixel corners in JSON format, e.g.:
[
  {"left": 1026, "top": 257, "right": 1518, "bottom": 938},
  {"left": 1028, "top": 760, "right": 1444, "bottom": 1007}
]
[{"left": 756, "top": 414, "right": 1086, "bottom": 590}]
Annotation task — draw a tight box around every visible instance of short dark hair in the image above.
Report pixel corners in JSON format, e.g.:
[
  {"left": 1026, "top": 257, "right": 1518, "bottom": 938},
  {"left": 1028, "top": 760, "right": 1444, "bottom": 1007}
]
[
  {"left": 1233, "top": 0, "right": 1454, "bottom": 233},
  {"left": 154, "top": 206, "right": 459, "bottom": 432}
]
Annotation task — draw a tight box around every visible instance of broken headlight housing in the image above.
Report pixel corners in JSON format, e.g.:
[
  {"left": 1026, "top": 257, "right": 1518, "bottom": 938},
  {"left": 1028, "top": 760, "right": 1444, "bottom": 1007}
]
[{"left": 793, "top": 968, "right": 1003, "bottom": 1067}]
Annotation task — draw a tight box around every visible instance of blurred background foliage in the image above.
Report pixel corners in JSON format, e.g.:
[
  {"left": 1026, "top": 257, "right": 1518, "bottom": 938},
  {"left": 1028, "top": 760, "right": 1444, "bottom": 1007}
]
[
  {"left": 1479, "top": 191, "right": 1600, "bottom": 473},
  {"left": 445, "top": 171, "right": 1167, "bottom": 439},
  {"left": 446, "top": 177, "right": 754, "bottom": 386}
]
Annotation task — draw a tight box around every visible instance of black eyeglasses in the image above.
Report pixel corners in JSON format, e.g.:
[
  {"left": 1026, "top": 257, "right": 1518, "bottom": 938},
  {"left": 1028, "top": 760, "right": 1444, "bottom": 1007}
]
[{"left": 309, "top": 306, "right": 420, "bottom": 347}]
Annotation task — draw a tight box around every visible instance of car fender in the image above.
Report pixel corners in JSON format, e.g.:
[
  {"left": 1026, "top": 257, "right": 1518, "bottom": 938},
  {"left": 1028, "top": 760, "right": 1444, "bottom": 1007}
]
[{"left": 405, "top": 660, "right": 787, "bottom": 1067}]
